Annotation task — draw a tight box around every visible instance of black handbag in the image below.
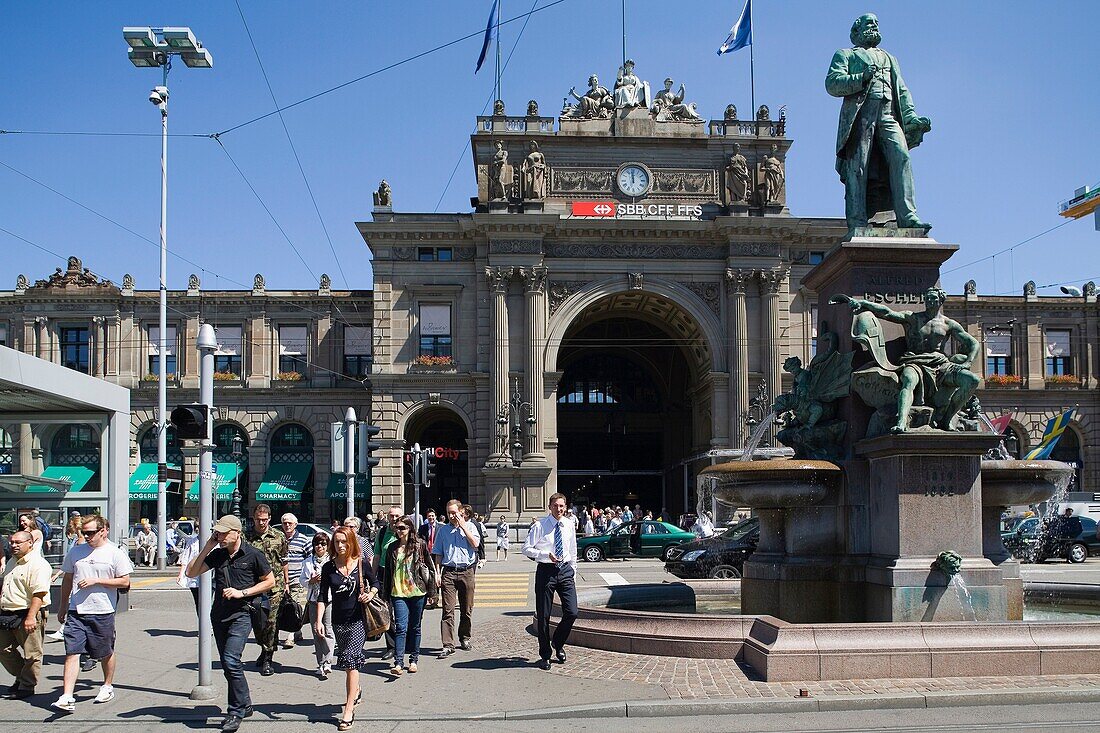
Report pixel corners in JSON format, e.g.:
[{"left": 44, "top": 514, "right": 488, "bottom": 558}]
[{"left": 276, "top": 592, "right": 306, "bottom": 632}]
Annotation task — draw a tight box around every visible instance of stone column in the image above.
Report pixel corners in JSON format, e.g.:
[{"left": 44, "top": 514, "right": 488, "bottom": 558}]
[
  {"left": 485, "top": 266, "right": 513, "bottom": 465},
  {"left": 522, "top": 265, "right": 548, "bottom": 463},
  {"left": 35, "top": 317, "right": 49, "bottom": 360},
  {"left": 758, "top": 268, "right": 787, "bottom": 443},
  {"left": 724, "top": 269, "right": 752, "bottom": 447},
  {"left": 91, "top": 316, "right": 106, "bottom": 377}
]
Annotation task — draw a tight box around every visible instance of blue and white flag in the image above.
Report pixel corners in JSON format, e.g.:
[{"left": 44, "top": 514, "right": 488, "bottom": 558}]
[
  {"left": 475, "top": 0, "right": 498, "bottom": 73},
  {"left": 717, "top": 0, "right": 752, "bottom": 56}
]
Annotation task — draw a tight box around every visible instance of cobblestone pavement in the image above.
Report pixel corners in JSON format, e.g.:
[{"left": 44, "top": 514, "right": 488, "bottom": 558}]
[{"left": 481, "top": 615, "right": 1100, "bottom": 700}]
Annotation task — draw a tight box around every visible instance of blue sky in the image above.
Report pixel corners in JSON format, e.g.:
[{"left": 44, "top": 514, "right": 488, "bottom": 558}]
[{"left": 1, "top": 1, "right": 1097, "bottom": 295}]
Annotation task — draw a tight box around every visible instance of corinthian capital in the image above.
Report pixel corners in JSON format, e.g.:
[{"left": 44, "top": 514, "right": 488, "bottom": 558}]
[
  {"left": 757, "top": 267, "right": 789, "bottom": 295},
  {"left": 724, "top": 268, "right": 754, "bottom": 294},
  {"left": 519, "top": 265, "right": 548, "bottom": 293},
  {"left": 484, "top": 266, "right": 514, "bottom": 292}
]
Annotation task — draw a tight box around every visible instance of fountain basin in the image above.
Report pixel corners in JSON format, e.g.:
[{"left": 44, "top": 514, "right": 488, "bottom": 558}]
[
  {"left": 700, "top": 459, "right": 842, "bottom": 508},
  {"left": 981, "top": 459, "right": 1075, "bottom": 506}
]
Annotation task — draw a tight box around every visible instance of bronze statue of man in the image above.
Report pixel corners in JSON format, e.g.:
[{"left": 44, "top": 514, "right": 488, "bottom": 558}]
[{"left": 826, "top": 13, "right": 932, "bottom": 234}]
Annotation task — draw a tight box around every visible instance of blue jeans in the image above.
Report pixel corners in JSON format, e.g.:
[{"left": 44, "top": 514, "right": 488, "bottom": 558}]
[
  {"left": 391, "top": 595, "right": 426, "bottom": 666},
  {"left": 212, "top": 614, "right": 253, "bottom": 716}
]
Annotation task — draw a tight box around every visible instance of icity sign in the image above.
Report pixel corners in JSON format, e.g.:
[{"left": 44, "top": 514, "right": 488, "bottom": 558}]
[
  {"left": 404, "top": 446, "right": 462, "bottom": 461},
  {"left": 571, "top": 201, "right": 704, "bottom": 219}
]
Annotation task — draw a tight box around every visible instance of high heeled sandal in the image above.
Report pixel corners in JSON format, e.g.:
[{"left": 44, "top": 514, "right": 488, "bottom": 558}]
[{"left": 337, "top": 714, "right": 355, "bottom": 731}]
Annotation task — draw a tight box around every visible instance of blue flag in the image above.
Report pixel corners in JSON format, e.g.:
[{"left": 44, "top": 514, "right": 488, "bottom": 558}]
[
  {"left": 475, "top": 0, "right": 498, "bottom": 73},
  {"left": 717, "top": 0, "right": 752, "bottom": 56},
  {"left": 1024, "top": 408, "right": 1076, "bottom": 460}
]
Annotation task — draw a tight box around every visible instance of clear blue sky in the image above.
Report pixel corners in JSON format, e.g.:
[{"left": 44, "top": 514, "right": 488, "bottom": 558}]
[{"left": 1, "top": 1, "right": 1097, "bottom": 295}]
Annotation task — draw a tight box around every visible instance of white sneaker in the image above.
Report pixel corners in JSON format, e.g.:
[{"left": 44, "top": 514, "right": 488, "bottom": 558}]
[
  {"left": 94, "top": 685, "right": 114, "bottom": 704},
  {"left": 52, "top": 694, "right": 76, "bottom": 712},
  {"left": 47, "top": 626, "right": 66, "bottom": 642}
]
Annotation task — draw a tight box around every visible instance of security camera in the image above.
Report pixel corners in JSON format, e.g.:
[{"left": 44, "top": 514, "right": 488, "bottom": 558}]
[
  {"left": 1060, "top": 285, "right": 1083, "bottom": 297},
  {"left": 149, "top": 86, "right": 169, "bottom": 106}
]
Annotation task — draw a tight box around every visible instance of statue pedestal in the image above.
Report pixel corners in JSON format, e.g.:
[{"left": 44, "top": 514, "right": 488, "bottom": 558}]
[
  {"left": 857, "top": 433, "right": 1005, "bottom": 622},
  {"left": 613, "top": 107, "right": 656, "bottom": 137},
  {"left": 482, "top": 463, "right": 552, "bottom": 521}
]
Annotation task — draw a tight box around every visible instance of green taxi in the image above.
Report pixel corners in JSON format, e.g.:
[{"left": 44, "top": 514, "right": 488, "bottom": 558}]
[{"left": 576, "top": 519, "right": 696, "bottom": 562}]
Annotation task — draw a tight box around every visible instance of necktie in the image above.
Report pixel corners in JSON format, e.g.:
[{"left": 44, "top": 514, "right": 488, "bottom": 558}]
[{"left": 554, "top": 521, "right": 564, "bottom": 565}]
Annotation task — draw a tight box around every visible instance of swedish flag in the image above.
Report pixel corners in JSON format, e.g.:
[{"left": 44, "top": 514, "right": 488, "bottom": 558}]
[{"left": 1024, "top": 408, "right": 1076, "bottom": 460}]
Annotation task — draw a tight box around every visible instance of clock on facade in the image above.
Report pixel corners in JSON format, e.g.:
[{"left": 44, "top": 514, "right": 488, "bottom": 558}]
[{"left": 616, "top": 164, "right": 651, "bottom": 197}]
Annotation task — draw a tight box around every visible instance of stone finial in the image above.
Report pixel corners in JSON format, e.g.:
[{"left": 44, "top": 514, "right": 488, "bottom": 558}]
[
  {"left": 187, "top": 273, "right": 201, "bottom": 295},
  {"left": 724, "top": 104, "right": 738, "bottom": 121},
  {"left": 373, "top": 179, "right": 392, "bottom": 208},
  {"left": 252, "top": 273, "right": 265, "bottom": 295},
  {"left": 122, "top": 273, "right": 135, "bottom": 290},
  {"left": 1084, "top": 281, "right": 1096, "bottom": 300},
  {"left": 1023, "top": 280, "right": 1037, "bottom": 297},
  {"left": 526, "top": 99, "right": 539, "bottom": 117},
  {"left": 756, "top": 104, "right": 770, "bottom": 121},
  {"left": 15, "top": 274, "right": 28, "bottom": 294},
  {"left": 493, "top": 99, "right": 506, "bottom": 116},
  {"left": 319, "top": 273, "right": 332, "bottom": 294},
  {"left": 964, "top": 279, "right": 977, "bottom": 296}
]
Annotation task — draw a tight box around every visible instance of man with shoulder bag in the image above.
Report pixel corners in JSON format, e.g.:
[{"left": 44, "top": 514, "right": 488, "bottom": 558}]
[
  {"left": 187, "top": 515, "right": 275, "bottom": 732},
  {"left": 0, "top": 531, "right": 51, "bottom": 699}
]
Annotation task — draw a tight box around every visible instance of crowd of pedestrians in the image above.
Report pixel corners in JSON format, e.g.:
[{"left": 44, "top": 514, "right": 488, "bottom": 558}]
[{"left": 0, "top": 495, "right": 580, "bottom": 731}]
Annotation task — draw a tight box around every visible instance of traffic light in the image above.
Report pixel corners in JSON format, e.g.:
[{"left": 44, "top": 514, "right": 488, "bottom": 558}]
[
  {"left": 420, "top": 446, "right": 437, "bottom": 488},
  {"left": 169, "top": 404, "right": 209, "bottom": 439},
  {"left": 403, "top": 453, "right": 416, "bottom": 487},
  {"left": 358, "top": 424, "right": 381, "bottom": 481}
]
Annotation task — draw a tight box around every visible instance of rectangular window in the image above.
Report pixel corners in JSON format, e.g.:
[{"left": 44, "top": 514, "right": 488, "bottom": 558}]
[
  {"left": 61, "top": 326, "right": 90, "bottom": 373},
  {"left": 419, "top": 304, "right": 452, "bottom": 358},
  {"left": 417, "top": 247, "right": 453, "bottom": 262},
  {"left": 0, "top": 323, "right": 7, "bottom": 347},
  {"left": 214, "top": 325, "right": 243, "bottom": 377},
  {"left": 808, "top": 251, "right": 825, "bottom": 266},
  {"left": 984, "top": 332, "right": 1012, "bottom": 376},
  {"left": 343, "top": 325, "right": 372, "bottom": 377},
  {"left": 1045, "top": 330, "right": 1073, "bottom": 376},
  {"left": 810, "top": 305, "right": 819, "bottom": 356},
  {"left": 278, "top": 325, "right": 309, "bottom": 375},
  {"left": 147, "top": 324, "right": 178, "bottom": 378}
]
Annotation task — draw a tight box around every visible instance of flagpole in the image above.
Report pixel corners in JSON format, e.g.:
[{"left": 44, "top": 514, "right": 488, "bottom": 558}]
[
  {"left": 495, "top": 0, "right": 503, "bottom": 106},
  {"left": 622, "top": 0, "right": 627, "bottom": 67},
  {"left": 749, "top": 0, "right": 756, "bottom": 136}
]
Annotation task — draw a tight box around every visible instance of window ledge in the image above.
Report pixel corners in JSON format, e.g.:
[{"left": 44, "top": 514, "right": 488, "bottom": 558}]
[{"left": 408, "top": 363, "right": 457, "bottom": 374}]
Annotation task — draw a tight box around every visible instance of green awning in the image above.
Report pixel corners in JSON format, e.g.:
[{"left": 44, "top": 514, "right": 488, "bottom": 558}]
[
  {"left": 324, "top": 473, "right": 370, "bottom": 500},
  {"left": 256, "top": 462, "right": 311, "bottom": 501},
  {"left": 129, "top": 462, "right": 181, "bottom": 500},
  {"left": 187, "top": 463, "right": 240, "bottom": 501},
  {"left": 27, "top": 465, "right": 96, "bottom": 494}
]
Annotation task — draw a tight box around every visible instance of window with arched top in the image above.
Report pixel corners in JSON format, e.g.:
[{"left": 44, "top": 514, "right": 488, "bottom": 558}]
[
  {"left": 51, "top": 424, "right": 100, "bottom": 466},
  {"left": 213, "top": 424, "right": 249, "bottom": 464},
  {"left": 557, "top": 354, "right": 661, "bottom": 409},
  {"left": 270, "top": 424, "right": 314, "bottom": 464},
  {"left": 139, "top": 425, "right": 184, "bottom": 466}
]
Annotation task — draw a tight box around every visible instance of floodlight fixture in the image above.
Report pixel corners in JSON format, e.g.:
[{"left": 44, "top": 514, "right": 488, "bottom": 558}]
[
  {"left": 123, "top": 26, "right": 157, "bottom": 49},
  {"left": 128, "top": 48, "right": 162, "bottom": 68},
  {"left": 162, "top": 26, "right": 198, "bottom": 50},
  {"left": 181, "top": 47, "right": 214, "bottom": 68}
]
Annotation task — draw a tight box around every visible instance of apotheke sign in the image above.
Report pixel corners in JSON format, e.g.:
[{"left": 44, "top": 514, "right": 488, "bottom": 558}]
[{"left": 571, "top": 201, "right": 704, "bottom": 220}]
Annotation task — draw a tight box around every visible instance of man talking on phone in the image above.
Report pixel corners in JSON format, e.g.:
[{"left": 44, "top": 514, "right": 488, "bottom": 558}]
[{"left": 522, "top": 493, "right": 578, "bottom": 670}]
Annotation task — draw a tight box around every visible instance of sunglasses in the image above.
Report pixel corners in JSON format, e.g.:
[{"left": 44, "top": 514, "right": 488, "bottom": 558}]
[
  {"left": 81, "top": 529, "right": 101, "bottom": 537},
  {"left": 395, "top": 527, "right": 410, "bottom": 532}
]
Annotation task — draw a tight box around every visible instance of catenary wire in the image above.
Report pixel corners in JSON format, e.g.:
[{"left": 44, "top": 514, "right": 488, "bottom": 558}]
[{"left": 941, "top": 220, "right": 1074, "bottom": 276}]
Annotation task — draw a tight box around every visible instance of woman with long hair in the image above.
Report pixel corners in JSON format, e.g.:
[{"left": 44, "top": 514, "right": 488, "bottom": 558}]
[
  {"left": 17, "top": 514, "right": 44, "bottom": 558},
  {"left": 381, "top": 517, "right": 430, "bottom": 675},
  {"left": 302, "top": 531, "right": 335, "bottom": 679},
  {"left": 316, "top": 526, "right": 378, "bottom": 730}
]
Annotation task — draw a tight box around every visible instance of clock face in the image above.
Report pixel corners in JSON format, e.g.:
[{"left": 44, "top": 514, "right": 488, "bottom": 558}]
[{"left": 617, "top": 165, "right": 650, "bottom": 197}]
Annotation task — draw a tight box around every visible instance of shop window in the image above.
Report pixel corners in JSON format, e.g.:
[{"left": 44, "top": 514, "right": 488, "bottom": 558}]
[
  {"left": 418, "top": 304, "right": 452, "bottom": 359},
  {"left": 278, "top": 325, "right": 308, "bottom": 375},
  {"left": 61, "top": 326, "right": 90, "bottom": 373},
  {"left": 343, "top": 325, "right": 372, "bottom": 377},
  {"left": 1044, "top": 330, "right": 1073, "bottom": 376},
  {"left": 214, "top": 325, "right": 243, "bottom": 377},
  {"left": 147, "top": 324, "right": 178, "bottom": 378}
]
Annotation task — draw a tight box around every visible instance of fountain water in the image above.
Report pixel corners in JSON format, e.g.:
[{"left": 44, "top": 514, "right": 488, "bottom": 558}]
[
  {"left": 739, "top": 412, "right": 776, "bottom": 461},
  {"left": 950, "top": 575, "right": 977, "bottom": 621}
]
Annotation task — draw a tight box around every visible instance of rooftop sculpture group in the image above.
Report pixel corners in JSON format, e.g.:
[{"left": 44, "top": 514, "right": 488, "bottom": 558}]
[{"left": 564, "top": 60, "right": 701, "bottom": 124}]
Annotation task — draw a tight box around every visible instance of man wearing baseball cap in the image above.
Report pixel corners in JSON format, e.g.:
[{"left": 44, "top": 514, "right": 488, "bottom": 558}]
[{"left": 186, "top": 515, "right": 274, "bottom": 732}]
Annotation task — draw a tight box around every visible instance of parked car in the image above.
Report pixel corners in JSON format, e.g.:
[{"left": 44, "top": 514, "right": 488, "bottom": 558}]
[
  {"left": 295, "top": 523, "right": 330, "bottom": 539},
  {"left": 1005, "top": 515, "right": 1100, "bottom": 564},
  {"left": 664, "top": 517, "right": 760, "bottom": 579},
  {"left": 576, "top": 519, "right": 695, "bottom": 562}
]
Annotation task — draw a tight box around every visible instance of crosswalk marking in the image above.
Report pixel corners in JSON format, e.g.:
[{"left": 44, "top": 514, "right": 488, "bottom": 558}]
[
  {"left": 599, "top": 572, "right": 629, "bottom": 586},
  {"left": 131, "top": 577, "right": 175, "bottom": 589},
  {"left": 471, "top": 572, "right": 529, "bottom": 608}
]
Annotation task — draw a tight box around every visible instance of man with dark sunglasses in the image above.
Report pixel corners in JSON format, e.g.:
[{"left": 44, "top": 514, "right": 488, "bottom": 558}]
[{"left": 51, "top": 516, "right": 132, "bottom": 714}]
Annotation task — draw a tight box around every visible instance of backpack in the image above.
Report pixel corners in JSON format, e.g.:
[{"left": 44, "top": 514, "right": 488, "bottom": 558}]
[{"left": 35, "top": 516, "right": 52, "bottom": 541}]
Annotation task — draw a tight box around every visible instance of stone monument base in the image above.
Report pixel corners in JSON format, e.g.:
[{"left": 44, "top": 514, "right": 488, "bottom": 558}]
[{"left": 613, "top": 107, "right": 656, "bottom": 137}]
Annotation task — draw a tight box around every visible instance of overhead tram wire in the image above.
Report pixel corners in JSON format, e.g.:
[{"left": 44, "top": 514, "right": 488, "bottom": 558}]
[
  {"left": 0, "top": 129, "right": 205, "bottom": 138},
  {"left": 941, "top": 219, "right": 1074, "bottom": 276},
  {"left": 213, "top": 0, "right": 570, "bottom": 138},
  {"left": 434, "top": 0, "right": 541, "bottom": 213},
  {"left": 0, "top": 157, "right": 368, "bottom": 332}
]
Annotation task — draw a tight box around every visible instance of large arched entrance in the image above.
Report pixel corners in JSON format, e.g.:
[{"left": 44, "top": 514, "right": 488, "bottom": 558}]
[
  {"left": 554, "top": 291, "right": 714, "bottom": 520},
  {"left": 404, "top": 407, "right": 469, "bottom": 517}
]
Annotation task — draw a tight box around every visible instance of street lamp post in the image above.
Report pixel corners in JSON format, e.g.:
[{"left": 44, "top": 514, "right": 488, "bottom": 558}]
[
  {"left": 231, "top": 435, "right": 243, "bottom": 517},
  {"left": 123, "top": 26, "right": 213, "bottom": 570},
  {"left": 495, "top": 378, "right": 536, "bottom": 468}
]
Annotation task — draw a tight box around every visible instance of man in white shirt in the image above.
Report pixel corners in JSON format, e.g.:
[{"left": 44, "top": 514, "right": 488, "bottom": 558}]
[
  {"left": 52, "top": 515, "right": 133, "bottom": 713},
  {"left": 522, "top": 493, "right": 578, "bottom": 670}
]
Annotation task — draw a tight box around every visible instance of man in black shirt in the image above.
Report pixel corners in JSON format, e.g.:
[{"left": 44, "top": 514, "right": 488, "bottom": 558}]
[{"left": 187, "top": 515, "right": 274, "bottom": 732}]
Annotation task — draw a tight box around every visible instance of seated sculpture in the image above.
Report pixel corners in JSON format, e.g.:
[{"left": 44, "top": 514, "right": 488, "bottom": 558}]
[
  {"left": 565, "top": 75, "right": 614, "bottom": 119},
  {"left": 773, "top": 330, "right": 853, "bottom": 461},
  {"left": 651, "top": 78, "right": 702, "bottom": 122},
  {"left": 830, "top": 287, "right": 980, "bottom": 436}
]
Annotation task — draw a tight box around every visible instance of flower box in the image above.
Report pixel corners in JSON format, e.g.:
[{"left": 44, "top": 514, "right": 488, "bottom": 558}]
[
  {"left": 412, "top": 355, "right": 453, "bottom": 367},
  {"left": 213, "top": 371, "right": 241, "bottom": 382},
  {"left": 273, "top": 371, "right": 304, "bottom": 382},
  {"left": 984, "top": 375, "right": 1021, "bottom": 388},
  {"left": 1045, "top": 375, "right": 1081, "bottom": 388}
]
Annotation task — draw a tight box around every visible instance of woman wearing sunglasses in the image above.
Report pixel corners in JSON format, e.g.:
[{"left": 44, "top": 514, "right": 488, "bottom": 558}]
[
  {"left": 381, "top": 517, "right": 431, "bottom": 676},
  {"left": 301, "top": 532, "right": 335, "bottom": 679}
]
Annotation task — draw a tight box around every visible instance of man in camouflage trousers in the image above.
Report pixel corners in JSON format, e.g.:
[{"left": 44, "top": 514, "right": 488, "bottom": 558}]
[{"left": 247, "top": 504, "right": 288, "bottom": 676}]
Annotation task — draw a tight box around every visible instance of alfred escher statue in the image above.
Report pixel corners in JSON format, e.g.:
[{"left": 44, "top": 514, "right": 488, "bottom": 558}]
[{"left": 826, "top": 13, "right": 932, "bottom": 234}]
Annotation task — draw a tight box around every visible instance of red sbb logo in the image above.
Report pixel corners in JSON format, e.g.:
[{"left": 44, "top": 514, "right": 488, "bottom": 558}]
[{"left": 572, "top": 201, "right": 617, "bottom": 217}]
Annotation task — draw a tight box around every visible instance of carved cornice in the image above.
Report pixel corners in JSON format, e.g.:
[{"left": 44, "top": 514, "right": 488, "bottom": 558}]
[
  {"left": 518, "top": 265, "right": 549, "bottom": 293},
  {"left": 725, "top": 268, "right": 755, "bottom": 294},
  {"left": 545, "top": 242, "right": 725, "bottom": 260},
  {"left": 490, "top": 239, "right": 542, "bottom": 255},
  {"left": 730, "top": 241, "right": 781, "bottom": 258},
  {"left": 485, "top": 266, "right": 515, "bottom": 292}
]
